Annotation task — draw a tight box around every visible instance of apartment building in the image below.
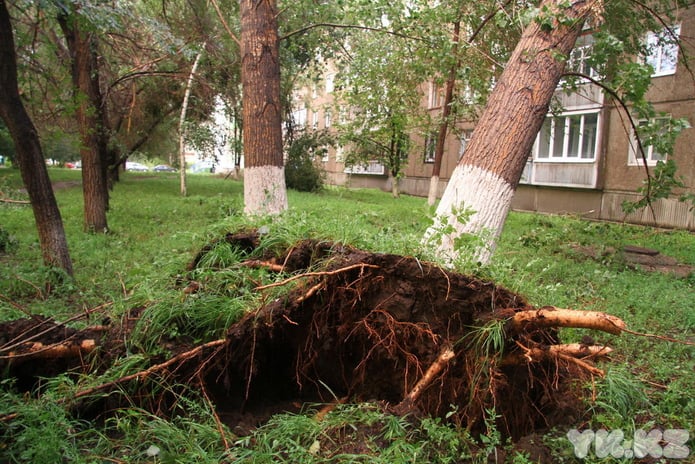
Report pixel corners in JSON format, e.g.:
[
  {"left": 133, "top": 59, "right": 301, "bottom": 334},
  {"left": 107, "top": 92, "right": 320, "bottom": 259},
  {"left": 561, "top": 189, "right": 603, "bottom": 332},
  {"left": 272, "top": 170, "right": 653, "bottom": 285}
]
[{"left": 293, "top": 11, "right": 695, "bottom": 230}]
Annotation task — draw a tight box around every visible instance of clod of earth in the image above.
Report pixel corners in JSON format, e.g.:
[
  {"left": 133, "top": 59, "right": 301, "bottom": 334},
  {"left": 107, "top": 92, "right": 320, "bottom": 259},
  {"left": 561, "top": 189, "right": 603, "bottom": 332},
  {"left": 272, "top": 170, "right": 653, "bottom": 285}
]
[{"left": 0, "top": 231, "right": 628, "bottom": 441}]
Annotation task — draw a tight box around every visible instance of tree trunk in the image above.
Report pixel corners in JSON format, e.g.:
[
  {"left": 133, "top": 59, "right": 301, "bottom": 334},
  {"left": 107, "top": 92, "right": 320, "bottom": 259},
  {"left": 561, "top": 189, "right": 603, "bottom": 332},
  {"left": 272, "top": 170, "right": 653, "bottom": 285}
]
[
  {"left": 240, "top": 0, "right": 287, "bottom": 215},
  {"left": 390, "top": 173, "right": 400, "bottom": 198},
  {"left": 58, "top": 10, "right": 109, "bottom": 233},
  {"left": 0, "top": 0, "right": 73, "bottom": 276},
  {"left": 179, "top": 46, "right": 204, "bottom": 197},
  {"left": 423, "top": 0, "right": 596, "bottom": 265},
  {"left": 427, "top": 20, "right": 460, "bottom": 207}
]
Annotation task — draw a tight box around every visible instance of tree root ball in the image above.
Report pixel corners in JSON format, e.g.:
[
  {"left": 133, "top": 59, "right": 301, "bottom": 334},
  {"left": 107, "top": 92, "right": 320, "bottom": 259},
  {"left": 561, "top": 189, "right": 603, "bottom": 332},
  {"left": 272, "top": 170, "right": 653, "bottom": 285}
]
[{"left": 199, "top": 233, "right": 602, "bottom": 439}]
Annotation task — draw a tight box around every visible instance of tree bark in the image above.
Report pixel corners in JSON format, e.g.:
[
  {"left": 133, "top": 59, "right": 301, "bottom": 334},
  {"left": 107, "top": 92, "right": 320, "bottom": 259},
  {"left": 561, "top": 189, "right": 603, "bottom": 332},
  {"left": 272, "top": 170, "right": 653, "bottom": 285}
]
[
  {"left": 240, "top": 0, "right": 288, "bottom": 215},
  {"left": 424, "top": 0, "right": 597, "bottom": 265},
  {"left": 58, "top": 8, "right": 109, "bottom": 233},
  {"left": 0, "top": 0, "right": 73, "bottom": 276},
  {"left": 427, "top": 20, "right": 460, "bottom": 206}
]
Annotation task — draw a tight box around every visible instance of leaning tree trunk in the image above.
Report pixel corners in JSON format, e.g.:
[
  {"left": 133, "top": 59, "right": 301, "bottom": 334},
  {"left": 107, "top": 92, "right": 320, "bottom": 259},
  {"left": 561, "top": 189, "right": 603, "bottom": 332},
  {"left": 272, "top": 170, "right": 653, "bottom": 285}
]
[
  {"left": 427, "top": 20, "right": 460, "bottom": 206},
  {"left": 58, "top": 10, "right": 109, "bottom": 233},
  {"left": 423, "top": 0, "right": 597, "bottom": 265},
  {"left": 240, "top": 0, "right": 288, "bottom": 215},
  {"left": 0, "top": 0, "right": 73, "bottom": 276}
]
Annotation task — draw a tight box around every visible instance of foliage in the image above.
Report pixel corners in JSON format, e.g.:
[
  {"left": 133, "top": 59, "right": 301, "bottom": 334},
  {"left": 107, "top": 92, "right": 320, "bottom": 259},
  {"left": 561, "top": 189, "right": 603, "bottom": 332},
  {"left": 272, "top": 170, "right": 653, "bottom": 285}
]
[
  {"left": 623, "top": 158, "right": 695, "bottom": 214},
  {"left": 234, "top": 403, "right": 475, "bottom": 463},
  {"left": 333, "top": 21, "right": 431, "bottom": 188},
  {"left": 0, "top": 226, "right": 17, "bottom": 254},
  {"left": 0, "top": 380, "right": 87, "bottom": 463},
  {"left": 284, "top": 129, "right": 333, "bottom": 192}
]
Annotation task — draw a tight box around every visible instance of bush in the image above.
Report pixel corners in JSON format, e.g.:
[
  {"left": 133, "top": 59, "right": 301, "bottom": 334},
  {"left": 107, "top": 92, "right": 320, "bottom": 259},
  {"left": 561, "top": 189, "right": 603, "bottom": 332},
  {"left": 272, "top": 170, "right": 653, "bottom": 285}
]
[
  {"left": 0, "top": 227, "right": 16, "bottom": 254},
  {"left": 284, "top": 130, "right": 332, "bottom": 192}
]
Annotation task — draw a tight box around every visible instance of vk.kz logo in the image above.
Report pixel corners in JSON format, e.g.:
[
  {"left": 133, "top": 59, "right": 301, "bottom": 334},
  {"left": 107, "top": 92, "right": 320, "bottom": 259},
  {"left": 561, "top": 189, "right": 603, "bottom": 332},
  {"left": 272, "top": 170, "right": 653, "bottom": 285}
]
[{"left": 567, "top": 428, "right": 690, "bottom": 459}]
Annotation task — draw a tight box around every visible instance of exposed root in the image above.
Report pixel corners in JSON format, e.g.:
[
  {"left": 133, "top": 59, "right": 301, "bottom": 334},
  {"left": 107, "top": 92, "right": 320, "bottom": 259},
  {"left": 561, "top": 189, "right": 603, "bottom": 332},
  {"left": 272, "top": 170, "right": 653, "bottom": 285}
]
[
  {"left": 72, "top": 339, "right": 226, "bottom": 401},
  {"left": 509, "top": 306, "right": 627, "bottom": 335},
  {"left": 393, "top": 344, "right": 455, "bottom": 414},
  {"left": 1, "top": 339, "right": 96, "bottom": 362}
]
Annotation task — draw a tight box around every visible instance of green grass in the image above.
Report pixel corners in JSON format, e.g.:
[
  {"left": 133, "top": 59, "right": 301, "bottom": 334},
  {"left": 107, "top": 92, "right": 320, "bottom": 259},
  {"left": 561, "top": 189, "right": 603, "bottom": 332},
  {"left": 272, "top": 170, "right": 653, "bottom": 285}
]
[{"left": 1, "top": 167, "right": 693, "bottom": 462}]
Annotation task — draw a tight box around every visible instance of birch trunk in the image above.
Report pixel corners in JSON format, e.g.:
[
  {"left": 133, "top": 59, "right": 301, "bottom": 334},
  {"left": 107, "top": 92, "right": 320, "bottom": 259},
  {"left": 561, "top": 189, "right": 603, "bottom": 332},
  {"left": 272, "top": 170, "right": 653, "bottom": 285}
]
[
  {"left": 179, "top": 46, "right": 204, "bottom": 197},
  {"left": 424, "top": 0, "right": 597, "bottom": 265},
  {"left": 240, "top": 0, "right": 288, "bottom": 215}
]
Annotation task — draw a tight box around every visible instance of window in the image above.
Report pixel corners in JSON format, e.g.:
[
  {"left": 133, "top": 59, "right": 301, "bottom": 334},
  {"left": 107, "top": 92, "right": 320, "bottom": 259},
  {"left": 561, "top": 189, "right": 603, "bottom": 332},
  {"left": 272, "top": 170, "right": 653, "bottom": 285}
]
[
  {"left": 423, "top": 133, "right": 437, "bottom": 163},
  {"left": 312, "top": 111, "right": 319, "bottom": 129},
  {"left": 325, "top": 74, "right": 335, "bottom": 93},
  {"left": 567, "top": 43, "right": 600, "bottom": 79},
  {"left": 293, "top": 107, "right": 307, "bottom": 127},
  {"left": 428, "top": 82, "right": 444, "bottom": 109},
  {"left": 534, "top": 111, "right": 599, "bottom": 161},
  {"left": 324, "top": 109, "right": 332, "bottom": 128},
  {"left": 457, "top": 130, "right": 472, "bottom": 161},
  {"left": 645, "top": 25, "right": 680, "bottom": 76},
  {"left": 344, "top": 160, "right": 385, "bottom": 175},
  {"left": 628, "top": 117, "right": 670, "bottom": 166}
]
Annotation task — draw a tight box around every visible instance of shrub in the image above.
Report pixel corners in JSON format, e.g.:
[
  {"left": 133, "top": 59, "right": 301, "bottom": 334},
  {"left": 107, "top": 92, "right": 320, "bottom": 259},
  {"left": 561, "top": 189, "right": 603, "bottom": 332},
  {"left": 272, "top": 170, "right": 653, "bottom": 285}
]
[
  {"left": 284, "top": 130, "right": 333, "bottom": 192},
  {"left": 0, "top": 227, "right": 16, "bottom": 254}
]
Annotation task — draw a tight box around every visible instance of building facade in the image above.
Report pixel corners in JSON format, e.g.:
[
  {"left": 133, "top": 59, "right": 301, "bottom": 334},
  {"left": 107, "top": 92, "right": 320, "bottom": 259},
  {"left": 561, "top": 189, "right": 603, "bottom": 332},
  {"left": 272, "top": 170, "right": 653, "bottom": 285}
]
[{"left": 294, "top": 13, "right": 695, "bottom": 230}]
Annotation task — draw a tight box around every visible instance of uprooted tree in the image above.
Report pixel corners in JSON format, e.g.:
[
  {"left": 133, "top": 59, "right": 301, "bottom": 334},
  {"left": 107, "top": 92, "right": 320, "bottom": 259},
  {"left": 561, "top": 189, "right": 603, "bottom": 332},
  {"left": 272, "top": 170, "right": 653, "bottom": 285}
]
[{"left": 1, "top": 231, "right": 632, "bottom": 439}]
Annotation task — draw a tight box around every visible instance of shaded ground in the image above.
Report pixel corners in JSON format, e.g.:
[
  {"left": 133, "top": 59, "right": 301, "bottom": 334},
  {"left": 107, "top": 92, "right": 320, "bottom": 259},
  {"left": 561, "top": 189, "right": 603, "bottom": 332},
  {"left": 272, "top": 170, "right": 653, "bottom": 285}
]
[
  {"left": 570, "top": 243, "right": 693, "bottom": 277},
  {"left": 1, "top": 231, "right": 611, "bottom": 459}
]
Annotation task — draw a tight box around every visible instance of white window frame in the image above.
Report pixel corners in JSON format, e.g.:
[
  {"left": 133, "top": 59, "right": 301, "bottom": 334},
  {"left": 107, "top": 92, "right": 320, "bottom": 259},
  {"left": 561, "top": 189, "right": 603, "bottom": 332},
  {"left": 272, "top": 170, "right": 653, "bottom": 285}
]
[
  {"left": 324, "top": 109, "right": 332, "bottom": 128},
  {"left": 645, "top": 25, "right": 680, "bottom": 77},
  {"left": 312, "top": 111, "right": 319, "bottom": 129},
  {"left": 325, "top": 73, "right": 335, "bottom": 93},
  {"left": 628, "top": 117, "right": 670, "bottom": 166},
  {"left": 428, "top": 82, "right": 444, "bottom": 109},
  {"left": 294, "top": 107, "right": 307, "bottom": 127},
  {"left": 567, "top": 43, "right": 600, "bottom": 80},
  {"left": 344, "top": 160, "right": 386, "bottom": 175},
  {"left": 533, "top": 110, "right": 600, "bottom": 163}
]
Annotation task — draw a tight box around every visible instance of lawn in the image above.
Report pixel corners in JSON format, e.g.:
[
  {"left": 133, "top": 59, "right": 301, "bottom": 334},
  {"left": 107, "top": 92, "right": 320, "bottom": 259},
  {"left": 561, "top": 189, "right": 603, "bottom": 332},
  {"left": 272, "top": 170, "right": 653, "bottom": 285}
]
[{"left": 0, "top": 168, "right": 693, "bottom": 463}]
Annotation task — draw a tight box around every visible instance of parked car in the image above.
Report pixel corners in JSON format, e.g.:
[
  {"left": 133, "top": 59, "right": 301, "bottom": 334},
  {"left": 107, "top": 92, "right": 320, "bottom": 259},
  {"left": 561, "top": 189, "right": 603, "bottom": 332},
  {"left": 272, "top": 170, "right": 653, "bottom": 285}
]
[
  {"left": 126, "top": 162, "right": 149, "bottom": 172},
  {"left": 189, "top": 161, "right": 215, "bottom": 173},
  {"left": 153, "top": 164, "right": 177, "bottom": 172}
]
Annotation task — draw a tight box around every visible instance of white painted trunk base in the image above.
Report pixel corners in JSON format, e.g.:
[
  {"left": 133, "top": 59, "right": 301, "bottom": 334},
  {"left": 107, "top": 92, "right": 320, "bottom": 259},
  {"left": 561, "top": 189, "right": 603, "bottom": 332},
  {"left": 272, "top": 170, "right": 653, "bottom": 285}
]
[
  {"left": 244, "top": 165, "right": 288, "bottom": 216},
  {"left": 423, "top": 164, "right": 514, "bottom": 266},
  {"left": 427, "top": 175, "right": 440, "bottom": 206}
]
